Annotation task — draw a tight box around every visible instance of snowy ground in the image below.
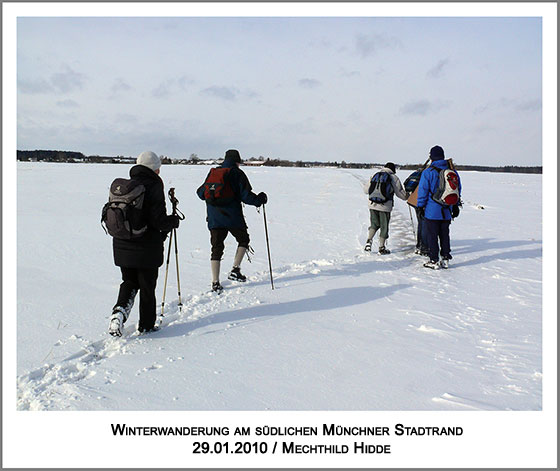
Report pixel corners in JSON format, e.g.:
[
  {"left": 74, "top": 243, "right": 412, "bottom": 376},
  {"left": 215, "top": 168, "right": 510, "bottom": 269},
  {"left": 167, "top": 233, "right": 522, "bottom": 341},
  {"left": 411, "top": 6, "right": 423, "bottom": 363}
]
[{"left": 14, "top": 162, "right": 544, "bottom": 412}]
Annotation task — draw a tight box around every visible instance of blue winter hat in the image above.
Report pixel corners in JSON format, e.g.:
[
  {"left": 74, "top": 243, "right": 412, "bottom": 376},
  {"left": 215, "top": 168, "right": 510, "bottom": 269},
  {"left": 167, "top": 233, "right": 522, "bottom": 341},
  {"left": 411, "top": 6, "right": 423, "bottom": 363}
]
[{"left": 429, "top": 145, "right": 445, "bottom": 160}]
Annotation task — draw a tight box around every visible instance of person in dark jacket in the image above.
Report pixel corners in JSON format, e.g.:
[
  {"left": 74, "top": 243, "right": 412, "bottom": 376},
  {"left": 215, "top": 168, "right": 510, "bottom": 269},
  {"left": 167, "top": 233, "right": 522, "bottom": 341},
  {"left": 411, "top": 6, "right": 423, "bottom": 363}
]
[
  {"left": 416, "top": 145, "right": 462, "bottom": 269},
  {"left": 197, "top": 149, "right": 267, "bottom": 293},
  {"left": 109, "top": 151, "right": 180, "bottom": 336}
]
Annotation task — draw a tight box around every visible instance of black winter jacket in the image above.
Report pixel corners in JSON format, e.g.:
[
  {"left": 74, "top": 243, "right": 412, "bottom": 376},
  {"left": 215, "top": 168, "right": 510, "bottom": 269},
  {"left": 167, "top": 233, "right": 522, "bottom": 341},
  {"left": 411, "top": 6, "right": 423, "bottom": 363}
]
[{"left": 113, "top": 165, "right": 177, "bottom": 268}]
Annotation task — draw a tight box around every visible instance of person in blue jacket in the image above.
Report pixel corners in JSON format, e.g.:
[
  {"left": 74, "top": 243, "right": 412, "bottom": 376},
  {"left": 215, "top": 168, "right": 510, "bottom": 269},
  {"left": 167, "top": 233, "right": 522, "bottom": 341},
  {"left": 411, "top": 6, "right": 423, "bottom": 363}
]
[
  {"left": 416, "top": 145, "right": 461, "bottom": 269},
  {"left": 197, "top": 149, "right": 267, "bottom": 292}
]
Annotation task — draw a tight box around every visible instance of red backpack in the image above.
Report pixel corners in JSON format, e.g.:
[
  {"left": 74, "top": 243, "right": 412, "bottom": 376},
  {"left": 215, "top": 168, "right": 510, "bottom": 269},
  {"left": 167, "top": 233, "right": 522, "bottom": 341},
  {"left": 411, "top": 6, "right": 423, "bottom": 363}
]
[
  {"left": 201, "top": 167, "right": 236, "bottom": 206},
  {"left": 430, "top": 165, "right": 460, "bottom": 206}
]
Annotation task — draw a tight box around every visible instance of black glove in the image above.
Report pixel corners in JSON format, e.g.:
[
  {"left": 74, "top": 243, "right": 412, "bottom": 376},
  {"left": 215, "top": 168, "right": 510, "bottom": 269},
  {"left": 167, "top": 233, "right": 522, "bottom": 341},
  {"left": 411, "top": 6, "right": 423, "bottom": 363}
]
[
  {"left": 169, "top": 214, "right": 180, "bottom": 229},
  {"left": 417, "top": 207, "right": 425, "bottom": 217},
  {"left": 451, "top": 204, "right": 460, "bottom": 219},
  {"left": 257, "top": 192, "right": 268, "bottom": 205}
]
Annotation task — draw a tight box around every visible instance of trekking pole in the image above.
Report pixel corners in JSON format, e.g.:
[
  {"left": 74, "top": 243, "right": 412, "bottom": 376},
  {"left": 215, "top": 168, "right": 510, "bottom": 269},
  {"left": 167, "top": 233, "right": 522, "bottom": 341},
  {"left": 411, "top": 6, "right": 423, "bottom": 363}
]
[
  {"left": 173, "top": 228, "right": 182, "bottom": 309},
  {"left": 161, "top": 229, "right": 174, "bottom": 318},
  {"left": 408, "top": 204, "right": 417, "bottom": 240},
  {"left": 262, "top": 204, "right": 275, "bottom": 290},
  {"left": 168, "top": 188, "right": 186, "bottom": 310}
]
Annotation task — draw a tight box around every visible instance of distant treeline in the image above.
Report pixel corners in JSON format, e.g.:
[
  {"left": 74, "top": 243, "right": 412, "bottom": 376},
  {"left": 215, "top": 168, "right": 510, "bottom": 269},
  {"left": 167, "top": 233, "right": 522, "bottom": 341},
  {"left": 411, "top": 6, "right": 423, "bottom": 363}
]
[
  {"left": 17, "top": 150, "right": 542, "bottom": 174},
  {"left": 17, "top": 150, "right": 135, "bottom": 164},
  {"left": 399, "top": 163, "right": 542, "bottom": 174}
]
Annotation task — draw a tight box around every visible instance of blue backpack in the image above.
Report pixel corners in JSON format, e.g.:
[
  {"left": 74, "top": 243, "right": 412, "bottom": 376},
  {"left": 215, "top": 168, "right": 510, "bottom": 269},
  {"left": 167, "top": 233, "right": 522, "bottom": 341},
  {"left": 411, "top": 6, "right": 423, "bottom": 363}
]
[
  {"left": 368, "top": 171, "right": 394, "bottom": 203},
  {"left": 403, "top": 169, "right": 423, "bottom": 193}
]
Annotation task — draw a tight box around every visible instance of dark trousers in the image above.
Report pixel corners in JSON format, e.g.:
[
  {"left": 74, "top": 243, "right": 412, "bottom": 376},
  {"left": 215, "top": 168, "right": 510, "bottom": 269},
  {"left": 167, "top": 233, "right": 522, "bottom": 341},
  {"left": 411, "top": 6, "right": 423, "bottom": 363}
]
[
  {"left": 415, "top": 208, "right": 428, "bottom": 251},
  {"left": 210, "top": 228, "right": 250, "bottom": 261},
  {"left": 425, "top": 219, "right": 451, "bottom": 262},
  {"left": 115, "top": 267, "right": 159, "bottom": 330}
]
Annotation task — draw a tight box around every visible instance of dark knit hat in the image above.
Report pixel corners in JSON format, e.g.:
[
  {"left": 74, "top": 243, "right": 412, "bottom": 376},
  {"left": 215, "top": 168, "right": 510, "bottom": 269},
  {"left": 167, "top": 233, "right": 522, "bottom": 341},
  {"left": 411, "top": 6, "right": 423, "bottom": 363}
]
[
  {"left": 385, "top": 162, "right": 396, "bottom": 173},
  {"left": 224, "top": 149, "right": 242, "bottom": 163},
  {"left": 429, "top": 145, "right": 445, "bottom": 160}
]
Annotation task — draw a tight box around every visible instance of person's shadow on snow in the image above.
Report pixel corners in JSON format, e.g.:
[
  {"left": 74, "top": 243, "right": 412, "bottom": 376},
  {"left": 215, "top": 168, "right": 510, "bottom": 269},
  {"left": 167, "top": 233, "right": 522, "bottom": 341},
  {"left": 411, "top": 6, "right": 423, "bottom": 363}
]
[
  {"left": 158, "top": 284, "right": 412, "bottom": 339},
  {"left": 246, "top": 257, "right": 415, "bottom": 289},
  {"left": 450, "top": 238, "right": 542, "bottom": 268},
  {"left": 451, "top": 237, "right": 541, "bottom": 255}
]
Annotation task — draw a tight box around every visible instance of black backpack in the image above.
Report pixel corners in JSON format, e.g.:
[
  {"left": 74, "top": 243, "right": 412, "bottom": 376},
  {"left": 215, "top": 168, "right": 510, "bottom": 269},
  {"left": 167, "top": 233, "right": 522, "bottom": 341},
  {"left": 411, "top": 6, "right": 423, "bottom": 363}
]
[
  {"left": 101, "top": 178, "right": 147, "bottom": 239},
  {"left": 368, "top": 171, "right": 394, "bottom": 203}
]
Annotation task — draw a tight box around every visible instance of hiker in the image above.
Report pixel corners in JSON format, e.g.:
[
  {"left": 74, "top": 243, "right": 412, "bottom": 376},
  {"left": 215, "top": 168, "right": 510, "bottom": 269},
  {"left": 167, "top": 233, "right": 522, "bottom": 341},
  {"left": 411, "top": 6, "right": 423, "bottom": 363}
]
[
  {"left": 416, "top": 145, "right": 462, "bottom": 269},
  {"left": 403, "top": 167, "right": 429, "bottom": 255},
  {"left": 414, "top": 207, "right": 429, "bottom": 255},
  {"left": 363, "top": 162, "right": 408, "bottom": 254},
  {"left": 108, "top": 151, "right": 181, "bottom": 336},
  {"left": 197, "top": 149, "right": 267, "bottom": 293}
]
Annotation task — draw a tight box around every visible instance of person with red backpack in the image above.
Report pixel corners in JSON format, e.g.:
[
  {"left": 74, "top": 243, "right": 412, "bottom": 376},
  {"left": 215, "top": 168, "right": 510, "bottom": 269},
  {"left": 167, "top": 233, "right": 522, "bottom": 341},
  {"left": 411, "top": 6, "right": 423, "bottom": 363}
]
[
  {"left": 197, "top": 149, "right": 267, "bottom": 293},
  {"left": 416, "top": 145, "right": 462, "bottom": 269}
]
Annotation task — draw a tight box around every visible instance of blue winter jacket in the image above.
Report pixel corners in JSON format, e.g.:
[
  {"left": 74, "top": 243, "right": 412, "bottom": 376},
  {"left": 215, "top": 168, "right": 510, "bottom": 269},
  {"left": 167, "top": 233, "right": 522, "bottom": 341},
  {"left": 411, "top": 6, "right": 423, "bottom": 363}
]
[
  {"left": 416, "top": 159, "right": 462, "bottom": 221},
  {"left": 197, "top": 160, "right": 262, "bottom": 229}
]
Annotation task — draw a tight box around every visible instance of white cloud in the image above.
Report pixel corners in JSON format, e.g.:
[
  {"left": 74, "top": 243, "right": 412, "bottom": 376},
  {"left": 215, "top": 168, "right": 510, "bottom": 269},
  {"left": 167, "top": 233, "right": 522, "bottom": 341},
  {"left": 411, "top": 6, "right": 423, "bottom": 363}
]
[
  {"left": 427, "top": 58, "right": 450, "bottom": 78},
  {"left": 399, "top": 99, "right": 451, "bottom": 116},
  {"left": 56, "top": 99, "right": 79, "bottom": 108},
  {"left": 50, "top": 66, "right": 85, "bottom": 93},
  {"left": 355, "top": 33, "right": 401, "bottom": 58},
  {"left": 111, "top": 78, "right": 132, "bottom": 93},
  {"left": 298, "top": 78, "right": 321, "bottom": 89}
]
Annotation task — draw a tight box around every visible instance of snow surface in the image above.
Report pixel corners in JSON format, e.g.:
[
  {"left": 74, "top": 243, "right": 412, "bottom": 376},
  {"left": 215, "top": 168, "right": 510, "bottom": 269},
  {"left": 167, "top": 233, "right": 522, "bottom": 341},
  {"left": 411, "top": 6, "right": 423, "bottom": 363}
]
[{"left": 16, "top": 162, "right": 543, "bottom": 411}]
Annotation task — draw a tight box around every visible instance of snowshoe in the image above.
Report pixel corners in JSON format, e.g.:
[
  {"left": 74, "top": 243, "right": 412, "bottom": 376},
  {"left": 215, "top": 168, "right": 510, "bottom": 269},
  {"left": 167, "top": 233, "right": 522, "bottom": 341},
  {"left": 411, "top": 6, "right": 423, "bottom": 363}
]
[
  {"left": 212, "top": 281, "right": 224, "bottom": 294},
  {"left": 228, "top": 267, "right": 247, "bottom": 282},
  {"left": 108, "top": 309, "right": 125, "bottom": 337},
  {"left": 423, "top": 260, "right": 440, "bottom": 270},
  {"left": 378, "top": 247, "right": 391, "bottom": 255},
  {"left": 364, "top": 240, "right": 372, "bottom": 252},
  {"left": 137, "top": 324, "right": 161, "bottom": 334},
  {"left": 440, "top": 259, "right": 449, "bottom": 269}
]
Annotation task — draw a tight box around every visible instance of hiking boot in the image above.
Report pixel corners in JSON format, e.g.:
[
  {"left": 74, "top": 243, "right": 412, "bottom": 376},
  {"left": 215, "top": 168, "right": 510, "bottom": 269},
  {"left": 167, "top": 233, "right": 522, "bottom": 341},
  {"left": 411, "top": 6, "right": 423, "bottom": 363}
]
[
  {"left": 212, "top": 281, "right": 224, "bottom": 294},
  {"left": 228, "top": 267, "right": 247, "bottom": 282},
  {"left": 108, "top": 309, "right": 125, "bottom": 337},
  {"left": 440, "top": 255, "right": 452, "bottom": 269},
  {"left": 137, "top": 324, "right": 161, "bottom": 334},
  {"left": 378, "top": 246, "right": 391, "bottom": 255},
  {"left": 364, "top": 240, "right": 372, "bottom": 252},
  {"left": 423, "top": 260, "right": 440, "bottom": 270}
]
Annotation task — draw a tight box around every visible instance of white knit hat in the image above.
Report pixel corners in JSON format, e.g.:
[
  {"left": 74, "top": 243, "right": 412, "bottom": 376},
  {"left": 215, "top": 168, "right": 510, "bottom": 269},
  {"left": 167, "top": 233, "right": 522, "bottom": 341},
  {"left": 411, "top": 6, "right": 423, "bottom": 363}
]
[{"left": 136, "top": 151, "right": 161, "bottom": 171}]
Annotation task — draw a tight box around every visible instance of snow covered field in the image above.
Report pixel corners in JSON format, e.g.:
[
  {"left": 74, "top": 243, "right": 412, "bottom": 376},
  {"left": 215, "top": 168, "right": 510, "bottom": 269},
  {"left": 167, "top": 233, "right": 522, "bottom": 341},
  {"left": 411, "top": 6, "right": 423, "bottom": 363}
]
[{"left": 14, "top": 162, "right": 545, "bottom": 412}]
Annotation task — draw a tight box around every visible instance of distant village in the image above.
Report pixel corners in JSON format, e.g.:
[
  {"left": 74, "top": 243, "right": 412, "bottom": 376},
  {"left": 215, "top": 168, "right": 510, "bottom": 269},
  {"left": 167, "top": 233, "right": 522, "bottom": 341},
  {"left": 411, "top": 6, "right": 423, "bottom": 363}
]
[{"left": 16, "top": 150, "right": 542, "bottom": 174}]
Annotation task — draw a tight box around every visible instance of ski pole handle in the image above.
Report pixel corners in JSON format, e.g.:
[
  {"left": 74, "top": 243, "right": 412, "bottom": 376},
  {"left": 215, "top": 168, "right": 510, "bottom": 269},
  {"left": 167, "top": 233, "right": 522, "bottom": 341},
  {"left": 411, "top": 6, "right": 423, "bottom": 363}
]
[{"left": 168, "top": 187, "right": 185, "bottom": 220}]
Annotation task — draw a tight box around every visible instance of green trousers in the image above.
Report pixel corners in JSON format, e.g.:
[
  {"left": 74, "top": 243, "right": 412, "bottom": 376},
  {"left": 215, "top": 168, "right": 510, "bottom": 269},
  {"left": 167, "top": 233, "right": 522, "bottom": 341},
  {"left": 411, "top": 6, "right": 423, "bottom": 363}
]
[{"left": 369, "top": 209, "right": 391, "bottom": 239}]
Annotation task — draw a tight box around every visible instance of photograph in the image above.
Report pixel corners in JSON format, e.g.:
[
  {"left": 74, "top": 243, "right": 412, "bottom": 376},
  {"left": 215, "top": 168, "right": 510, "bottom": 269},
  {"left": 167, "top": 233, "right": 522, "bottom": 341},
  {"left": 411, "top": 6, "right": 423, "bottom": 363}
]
[{"left": 4, "top": 2, "right": 556, "bottom": 469}]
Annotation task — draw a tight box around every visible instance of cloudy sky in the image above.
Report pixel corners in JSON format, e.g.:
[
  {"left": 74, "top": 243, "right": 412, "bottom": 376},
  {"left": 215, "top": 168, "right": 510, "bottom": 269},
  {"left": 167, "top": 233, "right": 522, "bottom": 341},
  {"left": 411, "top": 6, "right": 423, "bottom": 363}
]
[{"left": 17, "top": 15, "right": 542, "bottom": 165}]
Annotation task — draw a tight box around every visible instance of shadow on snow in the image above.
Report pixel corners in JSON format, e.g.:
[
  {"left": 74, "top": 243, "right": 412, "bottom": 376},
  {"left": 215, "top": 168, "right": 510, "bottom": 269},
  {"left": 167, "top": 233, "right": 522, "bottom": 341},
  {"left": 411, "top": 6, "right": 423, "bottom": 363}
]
[{"left": 159, "top": 284, "right": 412, "bottom": 339}]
